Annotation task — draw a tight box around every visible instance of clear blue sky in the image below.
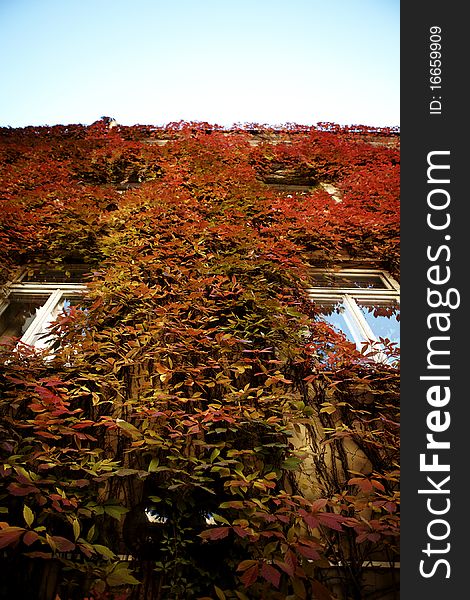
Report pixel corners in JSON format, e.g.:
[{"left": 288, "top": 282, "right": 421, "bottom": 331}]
[{"left": 0, "top": 0, "right": 399, "bottom": 128}]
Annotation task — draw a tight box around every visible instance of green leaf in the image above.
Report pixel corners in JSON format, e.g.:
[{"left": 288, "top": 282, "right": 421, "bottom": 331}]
[
  {"left": 211, "top": 513, "right": 230, "bottom": 525},
  {"left": 86, "top": 524, "right": 96, "bottom": 542},
  {"left": 93, "top": 544, "right": 116, "bottom": 560},
  {"left": 286, "top": 307, "right": 303, "bottom": 317},
  {"left": 148, "top": 457, "right": 160, "bottom": 472},
  {"left": 263, "top": 541, "right": 279, "bottom": 557},
  {"left": 320, "top": 403, "right": 337, "bottom": 415},
  {"left": 281, "top": 457, "right": 302, "bottom": 470},
  {"left": 210, "top": 448, "right": 221, "bottom": 463},
  {"left": 106, "top": 564, "right": 140, "bottom": 587},
  {"left": 115, "top": 419, "right": 143, "bottom": 440},
  {"left": 104, "top": 504, "right": 129, "bottom": 520}
]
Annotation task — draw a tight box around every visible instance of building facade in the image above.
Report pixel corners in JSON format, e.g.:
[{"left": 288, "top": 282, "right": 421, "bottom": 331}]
[{"left": 0, "top": 120, "right": 400, "bottom": 599}]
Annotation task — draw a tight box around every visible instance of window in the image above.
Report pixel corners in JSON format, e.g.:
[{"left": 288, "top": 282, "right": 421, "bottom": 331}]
[
  {"left": 0, "top": 272, "right": 86, "bottom": 349},
  {"left": 306, "top": 269, "right": 400, "bottom": 359}
]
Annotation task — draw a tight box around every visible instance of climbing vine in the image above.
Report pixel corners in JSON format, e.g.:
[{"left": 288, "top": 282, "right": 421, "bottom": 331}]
[{"left": 0, "top": 120, "right": 399, "bottom": 600}]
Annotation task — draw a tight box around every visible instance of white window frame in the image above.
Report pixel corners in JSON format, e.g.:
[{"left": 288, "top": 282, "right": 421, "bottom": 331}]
[
  {"left": 0, "top": 276, "right": 86, "bottom": 349},
  {"left": 306, "top": 268, "right": 400, "bottom": 354}
]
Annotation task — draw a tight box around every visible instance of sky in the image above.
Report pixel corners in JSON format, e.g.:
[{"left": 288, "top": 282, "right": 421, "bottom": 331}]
[{"left": 0, "top": 0, "right": 399, "bottom": 128}]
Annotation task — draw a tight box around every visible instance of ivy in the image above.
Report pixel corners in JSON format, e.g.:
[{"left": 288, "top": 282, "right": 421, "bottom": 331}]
[{"left": 0, "top": 121, "right": 399, "bottom": 600}]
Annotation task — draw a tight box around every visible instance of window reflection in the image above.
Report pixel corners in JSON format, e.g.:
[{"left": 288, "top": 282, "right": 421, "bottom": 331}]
[
  {"left": 314, "top": 298, "right": 400, "bottom": 351},
  {"left": 307, "top": 269, "right": 400, "bottom": 365},
  {"left": 309, "top": 273, "right": 388, "bottom": 289},
  {"left": 316, "top": 301, "right": 360, "bottom": 344},
  {"left": 357, "top": 301, "right": 400, "bottom": 345},
  {"left": 0, "top": 299, "right": 44, "bottom": 343},
  {"left": 0, "top": 281, "right": 85, "bottom": 350},
  {"left": 28, "top": 297, "right": 79, "bottom": 348}
]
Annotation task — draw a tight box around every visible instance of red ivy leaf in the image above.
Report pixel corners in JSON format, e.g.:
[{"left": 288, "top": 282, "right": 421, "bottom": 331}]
[
  {"left": 274, "top": 554, "right": 297, "bottom": 578},
  {"left": 317, "top": 513, "right": 344, "bottom": 531},
  {"left": 296, "top": 543, "right": 321, "bottom": 561},
  {"left": 348, "top": 477, "right": 373, "bottom": 493},
  {"left": 239, "top": 564, "right": 259, "bottom": 587},
  {"left": 51, "top": 536, "right": 76, "bottom": 552},
  {"left": 285, "top": 549, "right": 297, "bottom": 573},
  {"left": 260, "top": 563, "right": 281, "bottom": 588},
  {"left": 303, "top": 514, "right": 320, "bottom": 530},
  {"left": 77, "top": 542, "right": 94, "bottom": 558},
  {"left": 233, "top": 525, "right": 249, "bottom": 538},
  {"left": 35, "top": 431, "right": 61, "bottom": 440},
  {"left": 310, "top": 499, "right": 328, "bottom": 512},
  {"left": 7, "top": 483, "right": 39, "bottom": 496},
  {"left": 273, "top": 560, "right": 293, "bottom": 577},
  {"left": 199, "top": 527, "right": 230, "bottom": 541},
  {"left": 371, "top": 479, "right": 386, "bottom": 492}
]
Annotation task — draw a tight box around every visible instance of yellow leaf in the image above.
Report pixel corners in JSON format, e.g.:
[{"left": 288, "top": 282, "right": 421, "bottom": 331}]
[
  {"left": 72, "top": 518, "right": 80, "bottom": 541},
  {"left": 23, "top": 505, "right": 34, "bottom": 528},
  {"left": 214, "top": 586, "right": 226, "bottom": 600}
]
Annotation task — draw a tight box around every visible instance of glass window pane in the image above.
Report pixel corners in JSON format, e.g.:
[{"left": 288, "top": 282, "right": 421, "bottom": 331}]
[
  {"left": 310, "top": 273, "right": 387, "bottom": 289},
  {"left": 315, "top": 301, "right": 364, "bottom": 345},
  {"left": 56, "top": 297, "right": 77, "bottom": 315},
  {"left": 31, "top": 297, "right": 79, "bottom": 347},
  {"left": 0, "top": 299, "right": 44, "bottom": 343},
  {"left": 357, "top": 301, "right": 400, "bottom": 345}
]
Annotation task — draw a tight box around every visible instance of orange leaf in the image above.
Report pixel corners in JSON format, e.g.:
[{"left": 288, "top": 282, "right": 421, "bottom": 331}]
[
  {"left": 237, "top": 560, "right": 258, "bottom": 572},
  {"left": 23, "top": 531, "right": 39, "bottom": 546},
  {"left": 199, "top": 527, "right": 230, "bottom": 541},
  {"left": 0, "top": 526, "right": 25, "bottom": 549}
]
